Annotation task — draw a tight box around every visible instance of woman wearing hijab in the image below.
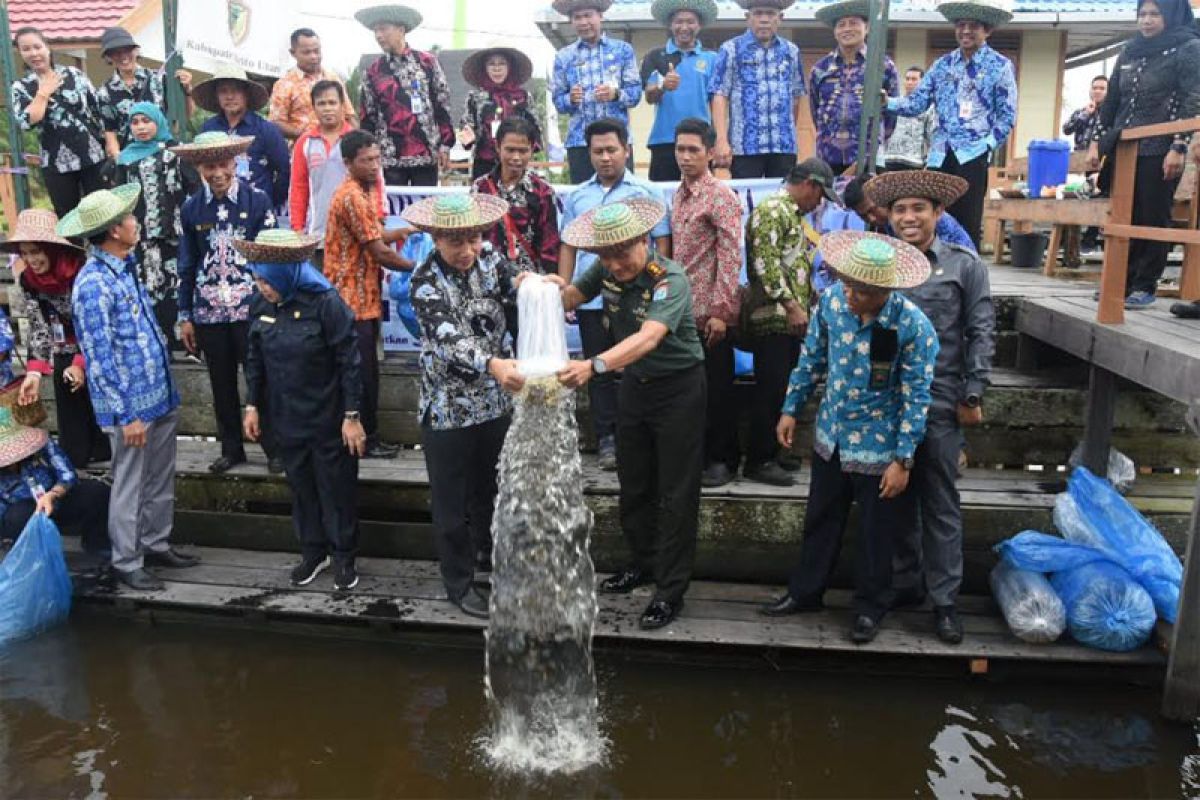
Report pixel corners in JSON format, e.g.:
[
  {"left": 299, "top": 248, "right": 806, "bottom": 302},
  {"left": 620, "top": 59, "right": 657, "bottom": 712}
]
[
  {"left": 238, "top": 230, "right": 366, "bottom": 592},
  {"left": 1087, "top": 0, "right": 1200, "bottom": 309},
  {"left": 4, "top": 210, "right": 110, "bottom": 470},
  {"left": 458, "top": 47, "right": 542, "bottom": 179},
  {"left": 115, "top": 101, "right": 201, "bottom": 350}
]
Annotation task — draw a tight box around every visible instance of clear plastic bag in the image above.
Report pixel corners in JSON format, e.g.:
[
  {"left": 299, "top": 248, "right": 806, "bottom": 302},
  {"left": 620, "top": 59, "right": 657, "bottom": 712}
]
[
  {"left": 516, "top": 276, "right": 569, "bottom": 379},
  {"left": 1050, "top": 560, "right": 1156, "bottom": 652},
  {"left": 989, "top": 561, "right": 1066, "bottom": 644},
  {"left": 1068, "top": 444, "right": 1136, "bottom": 494},
  {"left": 0, "top": 514, "right": 72, "bottom": 647}
]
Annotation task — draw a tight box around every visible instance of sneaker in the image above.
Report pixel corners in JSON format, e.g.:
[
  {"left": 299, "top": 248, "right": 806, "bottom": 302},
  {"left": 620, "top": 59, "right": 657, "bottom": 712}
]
[
  {"left": 1124, "top": 291, "right": 1156, "bottom": 309},
  {"left": 333, "top": 560, "right": 359, "bottom": 591},
  {"left": 290, "top": 554, "right": 330, "bottom": 586},
  {"left": 850, "top": 614, "right": 880, "bottom": 644},
  {"left": 597, "top": 435, "right": 617, "bottom": 471}
]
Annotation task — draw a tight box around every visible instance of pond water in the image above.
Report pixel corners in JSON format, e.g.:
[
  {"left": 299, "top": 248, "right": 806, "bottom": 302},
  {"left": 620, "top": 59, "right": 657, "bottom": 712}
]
[{"left": 1, "top": 615, "right": 1197, "bottom": 799}]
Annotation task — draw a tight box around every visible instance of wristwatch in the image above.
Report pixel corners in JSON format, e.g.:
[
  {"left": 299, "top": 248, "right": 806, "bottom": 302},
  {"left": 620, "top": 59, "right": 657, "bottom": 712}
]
[
  {"left": 896, "top": 457, "right": 915, "bottom": 471},
  {"left": 591, "top": 357, "right": 609, "bottom": 375},
  {"left": 964, "top": 394, "right": 982, "bottom": 409},
  {"left": 1172, "top": 141, "right": 1189, "bottom": 155},
  {"left": 344, "top": 411, "right": 361, "bottom": 421}
]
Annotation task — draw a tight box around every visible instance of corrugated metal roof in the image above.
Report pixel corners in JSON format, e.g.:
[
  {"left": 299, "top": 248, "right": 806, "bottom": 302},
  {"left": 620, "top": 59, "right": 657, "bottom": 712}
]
[
  {"left": 600, "top": 0, "right": 1135, "bottom": 15},
  {"left": 8, "top": 0, "right": 140, "bottom": 44}
]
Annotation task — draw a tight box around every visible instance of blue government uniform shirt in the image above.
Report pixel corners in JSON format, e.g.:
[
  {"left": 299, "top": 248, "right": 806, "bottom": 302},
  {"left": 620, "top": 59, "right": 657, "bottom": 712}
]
[
  {"left": 708, "top": 30, "right": 806, "bottom": 157},
  {"left": 200, "top": 111, "right": 291, "bottom": 206},
  {"left": 560, "top": 171, "right": 672, "bottom": 311},
  {"left": 0, "top": 440, "right": 77, "bottom": 518},
  {"left": 552, "top": 35, "right": 642, "bottom": 149},
  {"left": 640, "top": 39, "right": 716, "bottom": 147}
]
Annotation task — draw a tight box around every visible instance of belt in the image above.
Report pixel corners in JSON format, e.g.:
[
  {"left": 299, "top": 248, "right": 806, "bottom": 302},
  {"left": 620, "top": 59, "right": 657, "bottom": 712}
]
[{"left": 634, "top": 361, "right": 703, "bottom": 385}]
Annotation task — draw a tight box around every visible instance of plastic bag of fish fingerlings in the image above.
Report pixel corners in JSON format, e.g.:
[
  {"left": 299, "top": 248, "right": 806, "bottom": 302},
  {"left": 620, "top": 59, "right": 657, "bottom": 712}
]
[{"left": 516, "top": 276, "right": 570, "bottom": 379}]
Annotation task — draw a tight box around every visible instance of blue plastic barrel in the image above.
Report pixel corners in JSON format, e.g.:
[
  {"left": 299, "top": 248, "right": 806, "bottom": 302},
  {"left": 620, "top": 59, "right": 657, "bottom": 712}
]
[{"left": 1027, "top": 139, "right": 1071, "bottom": 198}]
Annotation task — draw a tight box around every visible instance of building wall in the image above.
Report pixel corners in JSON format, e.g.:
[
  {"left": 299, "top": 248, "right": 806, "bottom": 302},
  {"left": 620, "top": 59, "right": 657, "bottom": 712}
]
[
  {"left": 1013, "top": 29, "right": 1066, "bottom": 157},
  {"left": 893, "top": 28, "right": 928, "bottom": 74}
]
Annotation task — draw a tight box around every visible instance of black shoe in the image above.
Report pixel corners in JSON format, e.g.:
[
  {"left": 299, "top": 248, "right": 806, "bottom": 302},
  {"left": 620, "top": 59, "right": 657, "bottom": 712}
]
[
  {"left": 599, "top": 569, "right": 651, "bottom": 594},
  {"left": 144, "top": 548, "right": 200, "bottom": 569},
  {"left": 759, "top": 594, "right": 824, "bottom": 616},
  {"left": 456, "top": 587, "right": 489, "bottom": 619},
  {"left": 935, "top": 605, "right": 964, "bottom": 645},
  {"left": 744, "top": 461, "right": 796, "bottom": 487},
  {"left": 777, "top": 453, "right": 802, "bottom": 472},
  {"left": 115, "top": 567, "right": 164, "bottom": 591},
  {"left": 333, "top": 560, "right": 359, "bottom": 591},
  {"left": 889, "top": 586, "right": 927, "bottom": 609},
  {"left": 850, "top": 615, "right": 880, "bottom": 644},
  {"left": 639, "top": 599, "right": 682, "bottom": 630},
  {"left": 701, "top": 462, "right": 734, "bottom": 488},
  {"left": 290, "top": 554, "right": 330, "bottom": 586},
  {"left": 1171, "top": 301, "right": 1200, "bottom": 319},
  {"left": 597, "top": 436, "right": 617, "bottom": 471},
  {"left": 268, "top": 457, "right": 286, "bottom": 475},
  {"left": 208, "top": 454, "right": 246, "bottom": 474}
]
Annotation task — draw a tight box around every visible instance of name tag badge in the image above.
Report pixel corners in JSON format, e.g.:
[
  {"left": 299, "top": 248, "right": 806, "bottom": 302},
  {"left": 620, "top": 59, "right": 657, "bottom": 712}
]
[
  {"left": 695, "top": 60, "right": 707, "bottom": 74},
  {"left": 869, "top": 361, "right": 892, "bottom": 391},
  {"left": 259, "top": 315, "right": 276, "bottom": 324},
  {"left": 490, "top": 119, "right": 501, "bottom": 140},
  {"left": 960, "top": 98, "right": 975, "bottom": 119},
  {"left": 411, "top": 94, "right": 425, "bottom": 115}
]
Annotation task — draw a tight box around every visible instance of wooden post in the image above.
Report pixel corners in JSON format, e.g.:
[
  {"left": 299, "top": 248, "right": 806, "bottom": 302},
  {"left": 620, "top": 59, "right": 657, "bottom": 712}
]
[
  {"left": 1097, "top": 139, "right": 1138, "bottom": 325},
  {"left": 1163, "top": 401, "right": 1200, "bottom": 720},
  {"left": 1181, "top": 169, "right": 1200, "bottom": 302},
  {"left": 1080, "top": 364, "right": 1117, "bottom": 475},
  {"left": 1043, "top": 224, "right": 1062, "bottom": 276}
]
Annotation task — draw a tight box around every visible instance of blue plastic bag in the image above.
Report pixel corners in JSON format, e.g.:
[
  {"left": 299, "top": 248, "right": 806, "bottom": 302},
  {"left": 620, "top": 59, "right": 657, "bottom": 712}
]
[
  {"left": 386, "top": 231, "right": 433, "bottom": 339},
  {"left": 0, "top": 514, "right": 72, "bottom": 646},
  {"left": 995, "top": 530, "right": 1109, "bottom": 574},
  {"left": 1050, "top": 561, "right": 1156, "bottom": 652}
]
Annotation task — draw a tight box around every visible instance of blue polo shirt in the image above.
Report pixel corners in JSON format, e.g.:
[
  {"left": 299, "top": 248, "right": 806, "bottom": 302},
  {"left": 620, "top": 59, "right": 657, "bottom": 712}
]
[
  {"left": 640, "top": 39, "right": 716, "bottom": 147},
  {"left": 560, "top": 171, "right": 672, "bottom": 311}
]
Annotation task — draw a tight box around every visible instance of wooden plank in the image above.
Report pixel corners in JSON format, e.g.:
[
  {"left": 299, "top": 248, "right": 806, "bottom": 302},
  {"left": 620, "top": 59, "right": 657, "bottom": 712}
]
[
  {"left": 1103, "top": 224, "right": 1200, "bottom": 247},
  {"left": 1044, "top": 224, "right": 1063, "bottom": 276},
  {"left": 984, "top": 198, "right": 1110, "bottom": 227},
  {"left": 1099, "top": 139, "right": 1139, "bottom": 324},
  {"left": 1081, "top": 365, "right": 1117, "bottom": 475},
  {"left": 1120, "top": 119, "right": 1200, "bottom": 141},
  {"left": 1164, "top": 407, "right": 1200, "bottom": 720}
]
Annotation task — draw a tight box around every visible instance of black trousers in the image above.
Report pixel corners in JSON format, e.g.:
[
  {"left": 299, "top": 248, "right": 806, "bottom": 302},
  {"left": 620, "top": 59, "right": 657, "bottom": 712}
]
[
  {"left": 748, "top": 332, "right": 801, "bottom": 467},
  {"left": 567, "top": 146, "right": 634, "bottom": 184},
  {"left": 703, "top": 337, "right": 738, "bottom": 470},
  {"left": 1128, "top": 153, "right": 1182, "bottom": 295},
  {"left": 155, "top": 297, "right": 180, "bottom": 354},
  {"left": 787, "top": 448, "right": 916, "bottom": 620},
  {"left": 195, "top": 321, "right": 272, "bottom": 460},
  {"left": 936, "top": 150, "right": 990, "bottom": 250},
  {"left": 384, "top": 165, "right": 438, "bottom": 187},
  {"left": 43, "top": 162, "right": 109, "bottom": 218},
  {"left": 52, "top": 352, "right": 110, "bottom": 469},
  {"left": 0, "top": 478, "right": 110, "bottom": 554},
  {"left": 616, "top": 363, "right": 705, "bottom": 605},
  {"left": 732, "top": 153, "right": 796, "bottom": 180},
  {"left": 471, "top": 158, "right": 496, "bottom": 180},
  {"left": 354, "top": 320, "right": 382, "bottom": 441},
  {"left": 648, "top": 144, "right": 681, "bottom": 182},
  {"left": 576, "top": 309, "right": 618, "bottom": 442},
  {"left": 278, "top": 434, "right": 359, "bottom": 563},
  {"left": 421, "top": 415, "right": 509, "bottom": 601}
]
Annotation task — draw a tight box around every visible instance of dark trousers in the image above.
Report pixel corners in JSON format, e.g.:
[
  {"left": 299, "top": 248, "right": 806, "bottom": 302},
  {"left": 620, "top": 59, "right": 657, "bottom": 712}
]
[
  {"left": 576, "top": 309, "right": 618, "bottom": 442},
  {"left": 195, "top": 321, "right": 272, "bottom": 460},
  {"left": 43, "top": 162, "right": 109, "bottom": 218},
  {"left": 648, "top": 144, "right": 681, "bottom": 182},
  {"left": 471, "top": 158, "right": 496, "bottom": 180},
  {"left": 155, "top": 297, "right": 180, "bottom": 353},
  {"left": 279, "top": 434, "right": 359, "bottom": 563},
  {"left": 703, "top": 337, "right": 738, "bottom": 469},
  {"left": 616, "top": 363, "right": 705, "bottom": 605},
  {"left": 787, "top": 449, "right": 915, "bottom": 620},
  {"left": 1127, "top": 153, "right": 1182, "bottom": 295},
  {"left": 354, "top": 320, "right": 382, "bottom": 441},
  {"left": 892, "top": 413, "right": 964, "bottom": 608},
  {"left": 748, "top": 333, "right": 801, "bottom": 466},
  {"left": 567, "top": 146, "right": 634, "bottom": 184},
  {"left": 732, "top": 153, "right": 796, "bottom": 180},
  {"left": 421, "top": 415, "right": 509, "bottom": 601},
  {"left": 0, "top": 478, "right": 111, "bottom": 554},
  {"left": 52, "top": 352, "right": 110, "bottom": 469},
  {"left": 936, "top": 150, "right": 990, "bottom": 249},
  {"left": 826, "top": 161, "right": 854, "bottom": 176},
  {"left": 384, "top": 165, "right": 438, "bottom": 187}
]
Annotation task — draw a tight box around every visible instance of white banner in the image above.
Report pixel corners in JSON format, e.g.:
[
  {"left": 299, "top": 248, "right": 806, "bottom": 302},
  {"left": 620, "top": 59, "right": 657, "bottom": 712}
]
[{"left": 178, "top": 0, "right": 297, "bottom": 77}]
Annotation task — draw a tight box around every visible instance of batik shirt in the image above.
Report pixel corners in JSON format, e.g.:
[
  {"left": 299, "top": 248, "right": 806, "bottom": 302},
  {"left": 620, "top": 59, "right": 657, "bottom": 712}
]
[
  {"left": 552, "top": 35, "right": 642, "bottom": 148},
  {"left": 324, "top": 178, "right": 386, "bottom": 321},
  {"left": 73, "top": 247, "right": 178, "bottom": 427},
  {"left": 709, "top": 30, "right": 806, "bottom": 156},
  {"left": 1062, "top": 106, "right": 1099, "bottom": 151},
  {"left": 459, "top": 88, "right": 541, "bottom": 164},
  {"left": 20, "top": 276, "right": 84, "bottom": 376},
  {"left": 671, "top": 171, "right": 742, "bottom": 326},
  {"left": 782, "top": 284, "right": 938, "bottom": 475},
  {"left": 96, "top": 67, "right": 166, "bottom": 148},
  {"left": 269, "top": 66, "right": 354, "bottom": 135},
  {"left": 883, "top": 106, "right": 937, "bottom": 168},
  {"left": 11, "top": 65, "right": 106, "bottom": 174},
  {"left": 888, "top": 44, "right": 1017, "bottom": 167},
  {"left": 0, "top": 440, "right": 77, "bottom": 516},
  {"left": 746, "top": 191, "right": 819, "bottom": 337},
  {"left": 199, "top": 112, "right": 292, "bottom": 206},
  {"left": 0, "top": 307, "right": 14, "bottom": 386},
  {"left": 410, "top": 245, "right": 516, "bottom": 431},
  {"left": 360, "top": 49, "right": 454, "bottom": 169},
  {"left": 472, "top": 169, "right": 560, "bottom": 274},
  {"left": 809, "top": 50, "right": 899, "bottom": 166},
  {"left": 178, "top": 179, "right": 277, "bottom": 325},
  {"left": 117, "top": 146, "right": 200, "bottom": 303}
]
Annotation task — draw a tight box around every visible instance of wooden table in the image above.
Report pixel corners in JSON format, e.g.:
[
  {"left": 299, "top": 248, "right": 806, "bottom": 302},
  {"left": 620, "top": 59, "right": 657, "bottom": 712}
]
[{"left": 984, "top": 197, "right": 1111, "bottom": 276}]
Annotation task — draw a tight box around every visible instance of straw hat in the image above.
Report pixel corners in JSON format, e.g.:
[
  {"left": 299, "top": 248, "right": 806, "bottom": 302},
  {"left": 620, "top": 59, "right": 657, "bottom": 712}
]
[
  {"left": 0, "top": 407, "right": 48, "bottom": 469},
  {"left": 651, "top": 0, "right": 719, "bottom": 26},
  {"left": 864, "top": 170, "right": 969, "bottom": 209},
  {"left": 233, "top": 229, "right": 321, "bottom": 263},
  {"left": 169, "top": 131, "right": 255, "bottom": 165},
  {"left": 937, "top": 0, "right": 1013, "bottom": 27},
  {"left": 355, "top": 4, "right": 423, "bottom": 31},
  {"left": 819, "top": 231, "right": 931, "bottom": 290},
  {"left": 552, "top": 0, "right": 614, "bottom": 15},
  {"left": 191, "top": 65, "right": 270, "bottom": 114},
  {"left": 462, "top": 47, "right": 533, "bottom": 89},
  {"left": 814, "top": 0, "right": 872, "bottom": 26},
  {"left": 56, "top": 184, "right": 141, "bottom": 240},
  {"left": 401, "top": 194, "right": 510, "bottom": 234},
  {"left": 0, "top": 209, "right": 83, "bottom": 254},
  {"left": 734, "top": 0, "right": 796, "bottom": 10},
  {"left": 560, "top": 198, "right": 666, "bottom": 252}
]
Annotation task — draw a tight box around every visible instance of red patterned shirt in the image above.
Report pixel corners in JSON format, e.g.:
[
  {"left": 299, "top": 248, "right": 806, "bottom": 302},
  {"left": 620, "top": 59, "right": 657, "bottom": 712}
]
[
  {"left": 359, "top": 49, "right": 454, "bottom": 170},
  {"left": 670, "top": 171, "right": 743, "bottom": 326},
  {"left": 472, "top": 168, "right": 560, "bottom": 274}
]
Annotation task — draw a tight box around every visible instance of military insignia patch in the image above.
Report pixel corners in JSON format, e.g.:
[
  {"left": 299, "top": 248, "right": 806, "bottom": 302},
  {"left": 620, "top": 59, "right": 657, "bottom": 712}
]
[
  {"left": 646, "top": 262, "right": 666, "bottom": 281},
  {"left": 652, "top": 281, "right": 669, "bottom": 302}
]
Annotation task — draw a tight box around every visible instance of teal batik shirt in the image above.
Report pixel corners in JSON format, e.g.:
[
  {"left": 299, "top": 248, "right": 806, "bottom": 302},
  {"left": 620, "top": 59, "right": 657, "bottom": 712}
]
[{"left": 782, "top": 283, "right": 939, "bottom": 475}]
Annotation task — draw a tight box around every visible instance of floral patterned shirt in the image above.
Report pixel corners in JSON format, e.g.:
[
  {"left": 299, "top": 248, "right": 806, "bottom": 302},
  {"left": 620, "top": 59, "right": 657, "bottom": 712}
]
[
  {"left": 883, "top": 105, "right": 937, "bottom": 168},
  {"left": 360, "top": 49, "right": 454, "bottom": 169},
  {"left": 670, "top": 171, "right": 742, "bottom": 326},
  {"left": 552, "top": 35, "right": 642, "bottom": 148},
  {"left": 324, "top": 177, "right": 386, "bottom": 321},
  {"left": 472, "top": 168, "right": 560, "bottom": 274},
  {"left": 269, "top": 66, "right": 354, "bottom": 135},
  {"left": 782, "top": 283, "right": 938, "bottom": 475},
  {"left": 0, "top": 440, "right": 77, "bottom": 517},
  {"left": 117, "top": 146, "right": 201, "bottom": 303},
  {"left": 459, "top": 87, "right": 541, "bottom": 164},
  {"left": 11, "top": 65, "right": 106, "bottom": 174},
  {"left": 96, "top": 67, "right": 166, "bottom": 148},
  {"left": 809, "top": 50, "right": 899, "bottom": 166},
  {"left": 19, "top": 275, "right": 85, "bottom": 375},
  {"left": 709, "top": 31, "right": 806, "bottom": 157},
  {"left": 746, "top": 191, "right": 820, "bottom": 336},
  {"left": 410, "top": 245, "right": 516, "bottom": 431}
]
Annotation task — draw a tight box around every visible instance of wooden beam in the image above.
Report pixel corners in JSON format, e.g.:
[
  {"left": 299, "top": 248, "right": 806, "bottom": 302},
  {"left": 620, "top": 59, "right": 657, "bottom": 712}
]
[
  {"left": 1081, "top": 365, "right": 1117, "bottom": 475},
  {"left": 1098, "top": 140, "right": 1138, "bottom": 324},
  {"left": 984, "top": 198, "right": 1110, "bottom": 227},
  {"left": 1102, "top": 225, "right": 1200, "bottom": 246},
  {"left": 1120, "top": 118, "right": 1200, "bottom": 142},
  {"left": 1164, "top": 401, "right": 1200, "bottom": 720},
  {"left": 1043, "top": 224, "right": 1063, "bottom": 277}
]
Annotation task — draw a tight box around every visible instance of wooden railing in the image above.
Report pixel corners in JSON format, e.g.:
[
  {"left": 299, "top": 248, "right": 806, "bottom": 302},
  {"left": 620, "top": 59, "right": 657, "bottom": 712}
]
[{"left": 1098, "top": 118, "right": 1200, "bottom": 324}]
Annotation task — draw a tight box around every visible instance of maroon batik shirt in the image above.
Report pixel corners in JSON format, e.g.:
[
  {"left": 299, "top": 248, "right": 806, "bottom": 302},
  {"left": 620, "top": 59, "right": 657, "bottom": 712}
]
[
  {"left": 360, "top": 49, "right": 454, "bottom": 169},
  {"left": 472, "top": 169, "right": 560, "bottom": 275}
]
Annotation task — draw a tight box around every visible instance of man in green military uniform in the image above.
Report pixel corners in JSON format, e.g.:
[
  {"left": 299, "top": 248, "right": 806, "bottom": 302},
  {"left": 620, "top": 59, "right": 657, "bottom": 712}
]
[{"left": 554, "top": 198, "right": 705, "bottom": 631}]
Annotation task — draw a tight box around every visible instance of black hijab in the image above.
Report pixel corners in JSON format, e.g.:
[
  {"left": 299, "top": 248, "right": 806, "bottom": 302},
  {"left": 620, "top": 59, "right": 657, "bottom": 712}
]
[{"left": 1126, "top": 0, "right": 1198, "bottom": 57}]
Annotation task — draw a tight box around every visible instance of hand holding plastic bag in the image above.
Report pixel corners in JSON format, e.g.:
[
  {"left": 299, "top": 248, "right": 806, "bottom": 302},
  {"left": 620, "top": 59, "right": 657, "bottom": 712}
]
[{"left": 0, "top": 514, "right": 72, "bottom": 646}]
